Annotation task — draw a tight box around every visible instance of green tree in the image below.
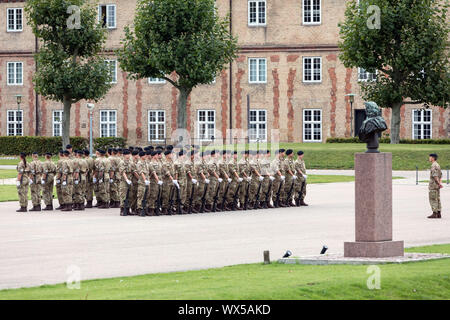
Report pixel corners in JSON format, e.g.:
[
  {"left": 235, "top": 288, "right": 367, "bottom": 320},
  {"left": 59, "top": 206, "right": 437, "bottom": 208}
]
[
  {"left": 118, "top": 0, "right": 238, "bottom": 141},
  {"left": 26, "top": 0, "right": 112, "bottom": 148},
  {"left": 339, "top": 0, "right": 449, "bottom": 144}
]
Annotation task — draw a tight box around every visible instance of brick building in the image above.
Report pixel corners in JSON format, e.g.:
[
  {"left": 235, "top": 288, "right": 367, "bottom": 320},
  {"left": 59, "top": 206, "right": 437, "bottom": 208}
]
[{"left": 0, "top": 0, "right": 448, "bottom": 145}]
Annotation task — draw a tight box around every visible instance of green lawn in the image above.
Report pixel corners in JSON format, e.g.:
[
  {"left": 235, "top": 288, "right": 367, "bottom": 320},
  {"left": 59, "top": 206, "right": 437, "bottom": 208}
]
[
  {"left": 1, "top": 143, "right": 450, "bottom": 170},
  {"left": 0, "top": 185, "right": 57, "bottom": 202},
  {"left": 0, "top": 244, "right": 448, "bottom": 300},
  {"left": 216, "top": 143, "right": 450, "bottom": 170},
  {"left": 0, "top": 170, "right": 17, "bottom": 179}
]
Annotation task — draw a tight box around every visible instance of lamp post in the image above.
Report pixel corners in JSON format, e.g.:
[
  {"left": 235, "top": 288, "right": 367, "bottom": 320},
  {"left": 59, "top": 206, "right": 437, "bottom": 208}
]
[
  {"left": 345, "top": 93, "right": 356, "bottom": 137},
  {"left": 87, "top": 103, "right": 95, "bottom": 157},
  {"left": 15, "top": 94, "right": 22, "bottom": 111}
]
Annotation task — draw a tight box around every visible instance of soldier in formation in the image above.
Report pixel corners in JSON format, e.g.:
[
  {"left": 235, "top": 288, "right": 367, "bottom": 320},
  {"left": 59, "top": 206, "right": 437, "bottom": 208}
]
[{"left": 15, "top": 145, "right": 310, "bottom": 215}]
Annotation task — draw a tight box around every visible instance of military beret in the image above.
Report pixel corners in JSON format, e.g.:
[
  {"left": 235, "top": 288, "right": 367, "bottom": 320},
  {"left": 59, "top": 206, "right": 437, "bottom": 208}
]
[
  {"left": 146, "top": 150, "right": 152, "bottom": 156},
  {"left": 156, "top": 146, "right": 164, "bottom": 150},
  {"left": 222, "top": 150, "right": 228, "bottom": 155},
  {"left": 156, "top": 150, "right": 163, "bottom": 155},
  {"left": 20, "top": 152, "right": 27, "bottom": 157},
  {"left": 45, "top": 152, "right": 52, "bottom": 157},
  {"left": 149, "top": 146, "right": 154, "bottom": 150},
  {"left": 233, "top": 151, "right": 238, "bottom": 155},
  {"left": 429, "top": 153, "right": 438, "bottom": 159},
  {"left": 107, "top": 148, "right": 113, "bottom": 153},
  {"left": 59, "top": 150, "right": 65, "bottom": 155},
  {"left": 210, "top": 150, "right": 216, "bottom": 155},
  {"left": 84, "top": 150, "right": 90, "bottom": 156},
  {"left": 63, "top": 151, "right": 70, "bottom": 155},
  {"left": 286, "top": 149, "right": 293, "bottom": 156},
  {"left": 178, "top": 150, "right": 185, "bottom": 156},
  {"left": 100, "top": 150, "right": 107, "bottom": 155},
  {"left": 131, "top": 150, "right": 139, "bottom": 156},
  {"left": 279, "top": 148, "right": 286, "bottom": 153},
  {"left": 66, "top": 144, "right": 72, "bottom": 149},
  {"left": 123, "top": 150, "right": 131, "bottom": 155},
  {"left": 138, "top": 151, "right": 145, "bottom": 157},
  {"left": 32, "top": 152, "right": 39, "bottom": 155},
  {"left": 150, "top": 151, "right": 157, "bottom": 157},
  {"left": 164, "top": 150, "right": 172, "bottom": 156},
  {"left": 166, "top": 145, "right": 174, "bottom": 151},
  {"left": 297, "top": 150, "right": 304, "bottom": 156}
]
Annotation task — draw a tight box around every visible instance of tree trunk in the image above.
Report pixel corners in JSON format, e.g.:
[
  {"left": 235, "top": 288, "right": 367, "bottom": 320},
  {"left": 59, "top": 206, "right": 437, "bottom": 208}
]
[
  {"left": 62, "top": 97, "right": 72, "bottom": 149},
  {"left": 390, "top": 102, "right": 402, "bottom": 144},
  {"left": 174, "top": 87, "right": 191, "bottom": 146}
]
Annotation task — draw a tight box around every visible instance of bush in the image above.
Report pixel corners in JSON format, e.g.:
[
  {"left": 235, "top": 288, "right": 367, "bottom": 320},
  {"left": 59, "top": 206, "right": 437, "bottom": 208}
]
[
  {"left": 0, "top": 136, "right": 87, "bottom": 155},
  {"left": 326, "top": 137, "right": 450, "bottom": 144},
  {"left": 93, "top": 137, "right": 127, "bottom": 151}
]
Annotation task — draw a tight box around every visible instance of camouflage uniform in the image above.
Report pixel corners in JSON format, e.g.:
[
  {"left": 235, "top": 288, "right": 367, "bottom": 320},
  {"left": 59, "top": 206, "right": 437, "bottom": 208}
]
[
  {"left": 85, "top": 156, "right": 95, "bottom": 204},
  {"left": 206, "top": 157, "right": 219, "bottom": 208},
  {"left": 294, "top": 158, "right": 307, "bottom": 204},
  {"left": 282, "top": 157, "right": 296, "bottom": 204},
  {"left": 61, "top": 158, "right": 74, "bottom": 205},
  {"left": 29, "top": 159, "right": 43, "bottom": 207},
  {"left": 74, "top": 157, "right": 88, "bottom": 205},
  {"left": 161, "top": 158, "right": 175, "bottom": 212},
  {"left": 93, "top": 157, "right": 101, "bottom": 204},
  {"left": 238, "top": 157, "right": 252, "bottom": 208},
  {"left": 227, "top": 157, "right": 240, "bottom": 207},
  {"left": 135, "top": 158, "right": 148, "bottom": 211},
  {"left": 195, "top": 159, "right": 209, "bottom": 208},
  {"left": 16, "top": 161, "right": 30, "bottom": 208},
  {"left": 185, "top": 158, "right": 197, "bottom": 211},
  {"left": 118, "top": 157, "right": 134, "bottom": 210},
  {"left": 429, "top": 161, "right": 442, "bottom": 213},
  {"left": 218, "top": 157, "right": 230, "bottom": 207},
  {"left": 271, "top": 157, "right": 284, "bottom": 205},
  {"left": 109, "top": 155, "right": 121, "bottom": 205},
  {"left": 259, "top": 157, "right": 272, "bottom": 206},
  {"left": 148, "top": 158, "right": 162, "bottom": 211},
  {"left": 55, "top": 158, "right": 64, "bottom": 207},
  {"left": 249, "top": 157, "right": 262, "bottom": 206},
  {"left": 174, "top": 157, "right": 187, "bottom": 208},
  {"left": 41, "top": 159, "right": 56, "bottom": 207}
]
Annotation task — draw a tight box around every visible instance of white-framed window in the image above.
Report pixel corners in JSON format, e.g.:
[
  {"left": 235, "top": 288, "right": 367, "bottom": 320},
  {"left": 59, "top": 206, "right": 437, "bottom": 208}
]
[
  {"left": 303, "top": 109, "right": 322, "bottom": 142},
  {"left": 249, "top": 58, "right": 267, "bottom": 83},
  {"left": 412, "top": 109, "right": 432, "bottom": 140},
  {"left": 358, "top": 68, "right": 377, "bottom": 82},
  {"left": 303, "top": 57, "right": 322, "bottom": 83},
  {"left": 249, "top": 109, "right": 267, "bottom": 142},
  {"left": 7, "top": 62, "right": 23, "bottom": 85},
  {"left": 105, "top": 60, "right": 117, "bottom": 84},
  {"left": 148, "top": 77, "right": 166, "bottom": 84},
  {"left": 98, "top": 4, "right": 116, "bottom": 29},
  {"left": 100, "top": 110, "right": 117, "bottom": 137},
  {"left": 7, "top": 8, "right": 23, "bottom": 32},
  {"left": 248, "top": 0, "right": 266, "bottom": 26},
  {"left": 7, "top": 110, "right": 23, "bottom": 136},
  {"left": 148, "top": 110, "right": 166, "bottom": 141},
  {"left": 303, "top": 0, "right": 321, "bottom": 25},
  {"left": 198, "top": 110, "right": 216, "bottom": 141},
  {"left": 52, "top": 110, "right": 63, "bottom": 137}
]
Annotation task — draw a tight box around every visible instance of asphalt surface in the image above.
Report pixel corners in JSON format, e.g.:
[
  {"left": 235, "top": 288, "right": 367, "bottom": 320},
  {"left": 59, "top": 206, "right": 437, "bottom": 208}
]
[{"left": 0, "top": 181, "right": 449, "bottom": 290}]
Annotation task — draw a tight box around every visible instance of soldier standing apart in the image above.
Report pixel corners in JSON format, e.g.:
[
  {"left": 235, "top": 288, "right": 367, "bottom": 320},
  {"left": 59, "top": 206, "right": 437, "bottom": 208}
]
[
  {"left": 16, "top": 152, "right": 30, "bottom": 212},
  {"left": 294, "top": 151, "right": 308, "bottom": 206},
  {"left": 61, "top": 151, "right": 74, "bottom": 212},
  {"left": 428, "top": 153, "right": 443, "bottom": 219},
  {"left": 41, "top": 152, "right": 56, "bottom": 211},
  {"left": 29, "top": 152, "right": 43, "bottom": 211},
  {"left": 84, "top": 150, "right": 95, "bottom": 208}
]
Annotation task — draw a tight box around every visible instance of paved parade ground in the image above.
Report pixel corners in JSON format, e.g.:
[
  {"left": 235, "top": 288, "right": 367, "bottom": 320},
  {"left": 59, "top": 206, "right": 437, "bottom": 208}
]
[{"left": 0, "top": 178, "right": 448, "bottom": 290}]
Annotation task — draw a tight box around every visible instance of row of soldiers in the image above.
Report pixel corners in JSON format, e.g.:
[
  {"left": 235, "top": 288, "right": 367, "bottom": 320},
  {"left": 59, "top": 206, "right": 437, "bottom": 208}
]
[{"left": 16, "top": 145, "right": 309, "bottom": 215}]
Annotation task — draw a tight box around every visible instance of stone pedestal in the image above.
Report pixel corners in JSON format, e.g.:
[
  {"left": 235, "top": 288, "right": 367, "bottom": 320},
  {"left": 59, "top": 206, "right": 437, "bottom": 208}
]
[{"left": 344, "top": 153, "right": 404, "bottom": 258}]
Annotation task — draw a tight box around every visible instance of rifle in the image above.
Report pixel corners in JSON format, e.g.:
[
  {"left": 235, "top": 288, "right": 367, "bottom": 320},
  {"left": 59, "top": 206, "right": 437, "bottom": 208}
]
[
  {"left": 175, "top": 184, "right": 182, "bottom": 214},
  {"left": 168, "top": 185, "right": 175, "bottom": 215},
  {"left": 285, "top": 179, "right": 295, "bottom": 206},
  {"left": 221, "top": 181, "right": 231, "bottom": 211},
  {"left": 264, "top": 179, "right": 273, "bottom": 209},
  {"left": 188, "top": 183, "right": 195, "bottom": 214},
  {"left": 274, "top": 179, "right": 283, "bottom": 208},
  {"left": 253, "top": 179, "right": 263, "bottom": 209},
  {"left": 123, "top": 184, "right": 130, "bottom": 216},
  {"left": 141, "top": 185, "right": 149, "bottom": 216},
  {"left": 231, "top": 182, "right": 241, "bottom": 211},
  {"left": 200, "top": 181, "right": 209, "bottom": 213},
  {"left": 212, "top": 180, "right": 222, "bottom": 212},
  {"left": 243, "top": 180, "right": 251, "bottom": 210}
]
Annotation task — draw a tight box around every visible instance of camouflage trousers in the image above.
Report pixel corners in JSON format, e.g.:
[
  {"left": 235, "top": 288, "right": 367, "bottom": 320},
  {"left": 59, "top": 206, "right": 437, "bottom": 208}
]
[
  {"left": 239, "top": 180, "right": 250, "bottom": 208},
  {"left": 85, "top": 181, "right": 94, "bottom": 202},
  {"left": 178, "top": 180, "right": 187, "bottom": 206},
  {"left": 17, "top": 177, "right": 29, "bottom": 208},
  {"left": 226, "top": 180, "right": 240, "bottom": 206},
  {"left": 61, "top": 177, "right": 73, "bottom": 204},
  {"left": 119, "top": 181, "right": 134, "bottom": 209},
  {"left": 30, "top": 181, "right": 42, "bottom": 206},
  {"left": 136, "top": 182, "right": 148, "bottom": 210},
  {"left": 42, "top": 177, "right": 54, "bottom": 206},
  {"left": 429, "top": 189, "right": 441, "bottom": 212},
  {"left": 56, "top": 181, "right": 63, "bottom": 205},
  {"left": 161, "top": 180, "right": 175, "bottom": 208},
  {"left": 272, "top": 178, "right": 284, "bottom": 205},
  {"left": 282, "top": 177, "right": 295, "bottom": 204},
  {"left": 294, "top": 178, "right": 307, "bottom": 202},
  {"left": 73, "top": 179, "right": 86, "bottom": 204},
  {"left": 206, "top": 178, "right": 219, "bottom": 206},
  {"left": 194, "top": 182, "right": 208, "bottom": 207},
  {"left": 98, "top": 179, "right": 110, "bottom": 203},
  {"left": 259, "top": 177, "right": 272, "bottom": 205},
  {"left": 148, "top": 182, "right": 160, "bottom": 209},
  {"left": 185, "top": 181, "right": 196, "bottom": 209},
  {"left": 110, "top": 176, "right": 120, "bottom": 202}
]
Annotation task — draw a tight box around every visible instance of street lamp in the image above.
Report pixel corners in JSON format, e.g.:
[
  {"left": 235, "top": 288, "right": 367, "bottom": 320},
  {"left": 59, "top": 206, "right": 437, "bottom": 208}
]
[
  {"left": 87, "top": 103, "right": 95, "bottom": 157},
  {"left": 345, "top": 93, "right": 356, "bottom": 137},
  {"left": 15, "top": 94, "right": 22, "bottom": 111}
]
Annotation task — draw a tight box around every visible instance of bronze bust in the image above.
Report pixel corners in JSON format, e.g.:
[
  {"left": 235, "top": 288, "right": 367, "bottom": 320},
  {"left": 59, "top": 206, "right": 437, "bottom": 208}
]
[{"left": 358, "top": 101, "right": 388, "bottom": 153}]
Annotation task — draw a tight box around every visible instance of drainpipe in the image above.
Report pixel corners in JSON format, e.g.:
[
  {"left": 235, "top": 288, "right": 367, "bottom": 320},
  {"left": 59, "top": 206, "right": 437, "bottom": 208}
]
[
  {"left": 229, "top": 0, "right": 233, "bottom": 142},
  {"left": 35, "top": 35, "right": 40, "bottom": 136}
]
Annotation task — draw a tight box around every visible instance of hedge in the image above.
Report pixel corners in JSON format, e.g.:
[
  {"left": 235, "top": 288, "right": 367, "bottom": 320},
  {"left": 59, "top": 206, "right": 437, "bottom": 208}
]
[
  {"left": 93, "top": 137, "right": 127, "bottom": 151},
  {"left": 0, "top": 136, "right": 88, "bottom": 155},
  {"left": 326, "top": 137, "right": 450, "bottom": 144}
]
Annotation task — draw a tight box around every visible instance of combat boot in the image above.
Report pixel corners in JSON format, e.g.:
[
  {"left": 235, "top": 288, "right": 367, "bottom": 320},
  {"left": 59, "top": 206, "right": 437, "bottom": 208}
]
[
  {"left": 139, "top": 209, "right": 146, "bottom": 217},
  {"left": 437, "top": 211, "right": 441, "bottom": 218},
  {"left": 74, "top": 203, "right": 82, "bottom": 211},
  {"left": 62, "top": 204, "right": 72, "bottom": 212},
  {"left": 55, "top": 204, "right": 64, "bottom": 210},
  {"left": 79, "top": 203, "right": 85, "bottom": 211},
  {"left": 85, "top": 201, "right": 93, "bottom": 208},
  {"left": 300, "top": 200, "right": 309, "bottom": 206},
  {"left": 43, "top": 205, "right": 53, "bottom": 211},
  {"left": 16, "top": 207, "right": 27, "bottom": 212},
  {"left": 427, "top": 212, "right": 438, "bottom": 219},
  {"left": 30, "top": 205, "right": 41, "bottom": 212}
]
